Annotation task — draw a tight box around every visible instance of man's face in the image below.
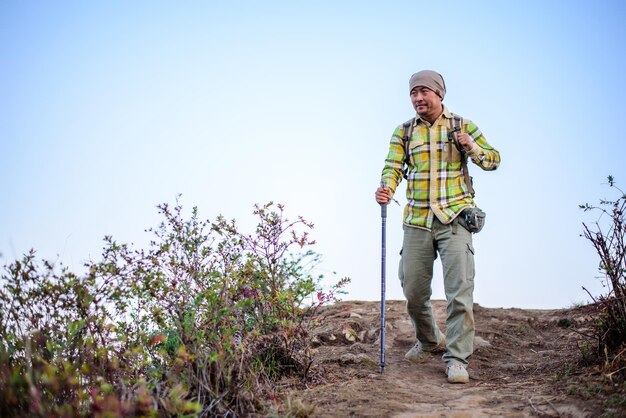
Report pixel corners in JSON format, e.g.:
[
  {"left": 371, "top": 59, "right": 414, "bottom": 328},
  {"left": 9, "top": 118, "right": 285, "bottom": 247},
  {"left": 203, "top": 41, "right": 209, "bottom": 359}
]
[{"left": 410, "top": 87, "right": 442, "bottom": 122}]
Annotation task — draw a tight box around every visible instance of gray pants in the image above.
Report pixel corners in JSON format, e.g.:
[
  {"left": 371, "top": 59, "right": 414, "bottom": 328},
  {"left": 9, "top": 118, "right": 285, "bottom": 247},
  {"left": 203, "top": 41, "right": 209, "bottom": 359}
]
[{"left": 399, "top": 217, "right": 475, "bottom": 366}]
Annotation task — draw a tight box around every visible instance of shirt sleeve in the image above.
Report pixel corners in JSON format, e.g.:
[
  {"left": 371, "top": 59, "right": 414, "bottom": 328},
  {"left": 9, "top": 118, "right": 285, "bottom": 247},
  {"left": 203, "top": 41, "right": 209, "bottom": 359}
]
[
  {"left": 380, "top": 124, "right": 406, "bottom": 194},
  {"left": 464, "top": 119, "right": 500, "bottom": 171}
]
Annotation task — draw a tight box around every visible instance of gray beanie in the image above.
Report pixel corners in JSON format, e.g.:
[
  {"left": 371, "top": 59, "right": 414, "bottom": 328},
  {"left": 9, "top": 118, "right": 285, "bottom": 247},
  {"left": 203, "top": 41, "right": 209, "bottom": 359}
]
[{"left": 409, "top": 70, "right": 446, "bottom": 99}]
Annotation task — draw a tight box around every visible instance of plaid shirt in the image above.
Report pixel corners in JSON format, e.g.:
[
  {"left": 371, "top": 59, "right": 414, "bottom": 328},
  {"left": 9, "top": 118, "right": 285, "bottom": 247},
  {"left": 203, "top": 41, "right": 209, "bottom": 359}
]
[{"left": 381, "top": 106, "right": 500, "bottom": 230}]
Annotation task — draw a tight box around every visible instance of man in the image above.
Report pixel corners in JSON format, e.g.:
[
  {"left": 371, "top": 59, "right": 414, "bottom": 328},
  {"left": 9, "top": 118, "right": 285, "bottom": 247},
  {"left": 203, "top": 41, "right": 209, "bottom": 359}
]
[{"left": 375, "top": 70, "right": 500, "bottom": 383}]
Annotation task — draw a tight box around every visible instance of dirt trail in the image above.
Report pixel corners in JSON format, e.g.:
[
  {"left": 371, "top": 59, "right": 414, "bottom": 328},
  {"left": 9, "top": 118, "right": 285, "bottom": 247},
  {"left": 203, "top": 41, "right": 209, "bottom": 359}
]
[{"left": 286, "top": 300, "right": 618, "bottom": 417}]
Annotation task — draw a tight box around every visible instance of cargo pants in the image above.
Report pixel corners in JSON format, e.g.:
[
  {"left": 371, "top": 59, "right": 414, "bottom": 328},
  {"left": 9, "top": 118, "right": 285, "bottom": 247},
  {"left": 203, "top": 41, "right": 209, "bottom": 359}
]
[{"left": 399, "top": 216, "right": 475, "bottom": 367}]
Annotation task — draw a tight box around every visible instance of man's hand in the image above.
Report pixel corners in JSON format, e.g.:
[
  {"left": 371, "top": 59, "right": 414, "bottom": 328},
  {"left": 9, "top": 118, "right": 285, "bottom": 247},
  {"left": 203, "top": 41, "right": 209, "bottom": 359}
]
[
  {"left": 456, "top": 132, "right": 474, "bottom": 152},
  {"left": 375, "top": 186, "right": 392, "bottom": 204}
]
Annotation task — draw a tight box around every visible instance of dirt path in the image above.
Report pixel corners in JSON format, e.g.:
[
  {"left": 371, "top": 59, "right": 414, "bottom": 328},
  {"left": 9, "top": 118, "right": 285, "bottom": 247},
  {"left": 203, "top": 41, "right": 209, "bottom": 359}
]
[{"left": 285, "top": 300, "right": 618, "bottom": 417}]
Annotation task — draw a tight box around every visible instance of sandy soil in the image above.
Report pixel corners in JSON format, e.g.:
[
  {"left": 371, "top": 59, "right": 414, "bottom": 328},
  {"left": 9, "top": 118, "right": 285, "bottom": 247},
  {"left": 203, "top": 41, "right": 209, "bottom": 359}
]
[{"left": 283, "top": 300, "right": 625, "bottom": 417}]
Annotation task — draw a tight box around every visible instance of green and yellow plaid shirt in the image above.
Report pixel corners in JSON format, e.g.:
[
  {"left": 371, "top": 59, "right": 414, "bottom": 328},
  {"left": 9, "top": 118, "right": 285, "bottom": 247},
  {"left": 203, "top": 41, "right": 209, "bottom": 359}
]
[{"left": 381, "top": 106, "right": 500, "bottom": 230}]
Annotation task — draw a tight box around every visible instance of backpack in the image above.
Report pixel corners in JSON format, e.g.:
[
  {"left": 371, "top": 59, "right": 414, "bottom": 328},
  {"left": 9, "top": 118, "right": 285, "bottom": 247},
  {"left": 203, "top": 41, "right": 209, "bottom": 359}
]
[{"left": 401, "top": 114, "right": 475, "bottom": 197}]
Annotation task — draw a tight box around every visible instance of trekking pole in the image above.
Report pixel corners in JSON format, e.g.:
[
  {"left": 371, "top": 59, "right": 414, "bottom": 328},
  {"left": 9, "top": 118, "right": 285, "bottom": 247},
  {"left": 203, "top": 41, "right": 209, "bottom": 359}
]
[{"left": 379, "top": 181, "right": 387, "bottom": 373}]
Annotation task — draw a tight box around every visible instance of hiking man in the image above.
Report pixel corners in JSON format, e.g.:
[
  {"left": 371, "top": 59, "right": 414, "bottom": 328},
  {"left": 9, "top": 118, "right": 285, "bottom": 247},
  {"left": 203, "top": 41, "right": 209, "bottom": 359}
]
[{"left": 374, "top": 70, "right": 500, "bottom": 383}]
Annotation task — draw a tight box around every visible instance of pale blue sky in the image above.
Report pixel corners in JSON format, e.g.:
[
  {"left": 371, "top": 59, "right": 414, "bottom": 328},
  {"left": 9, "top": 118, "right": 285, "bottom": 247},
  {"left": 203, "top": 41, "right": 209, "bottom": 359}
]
[{"left": 1, "top": 1, "right": 625, "bottom": 309}]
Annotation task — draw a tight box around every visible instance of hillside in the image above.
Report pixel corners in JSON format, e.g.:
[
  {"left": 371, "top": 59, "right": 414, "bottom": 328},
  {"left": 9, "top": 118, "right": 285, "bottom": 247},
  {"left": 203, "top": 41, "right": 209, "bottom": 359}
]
[{"left": 283, "top": 300, "right": 624, "bottom": 417}]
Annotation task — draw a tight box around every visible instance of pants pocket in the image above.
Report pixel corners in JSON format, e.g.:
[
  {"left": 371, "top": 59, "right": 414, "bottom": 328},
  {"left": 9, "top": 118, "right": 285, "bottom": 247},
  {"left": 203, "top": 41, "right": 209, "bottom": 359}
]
[
  {"left": 398, "top": 248, "right": 406, "bottom": 288},
  {"left": 466, "top": 243, "right": 475, "bottom": 282}
]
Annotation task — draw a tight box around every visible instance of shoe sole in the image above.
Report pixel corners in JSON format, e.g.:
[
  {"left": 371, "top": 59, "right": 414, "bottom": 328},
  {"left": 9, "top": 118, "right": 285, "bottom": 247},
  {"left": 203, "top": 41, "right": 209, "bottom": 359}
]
[
  {"left": 447, "top": 365, "right": 469, "bottom": 384},
  {"left": 405, "top": 336, "right": 446, "bottom": 364},
  {"left": 404, "top": 353, "right": 429, "bottom": 364}
]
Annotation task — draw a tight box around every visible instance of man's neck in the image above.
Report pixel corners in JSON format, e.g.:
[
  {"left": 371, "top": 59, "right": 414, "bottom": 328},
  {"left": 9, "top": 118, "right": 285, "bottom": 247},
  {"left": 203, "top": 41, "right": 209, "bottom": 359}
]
[{"left": 420, "top": 105, "right": 443, "bottom": 125}]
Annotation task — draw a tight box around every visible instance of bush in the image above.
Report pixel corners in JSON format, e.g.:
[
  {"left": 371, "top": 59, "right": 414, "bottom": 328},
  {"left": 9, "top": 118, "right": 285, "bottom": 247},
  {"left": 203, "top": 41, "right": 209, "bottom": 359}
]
[
  {"left": 580, "top": 175, "right": 626, "bottom": 380},
  {"left": 0, "top": 200, "right": 349, "bottom": 417}
]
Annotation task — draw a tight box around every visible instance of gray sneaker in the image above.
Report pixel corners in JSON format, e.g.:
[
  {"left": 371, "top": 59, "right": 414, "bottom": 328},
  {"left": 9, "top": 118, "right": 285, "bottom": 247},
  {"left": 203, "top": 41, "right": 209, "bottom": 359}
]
[
  {"left": 447, "top": 364, "right": 469, "bottom": 383},
  {"left": 404, "top": 336, "right": 446, "bottom": 364}
]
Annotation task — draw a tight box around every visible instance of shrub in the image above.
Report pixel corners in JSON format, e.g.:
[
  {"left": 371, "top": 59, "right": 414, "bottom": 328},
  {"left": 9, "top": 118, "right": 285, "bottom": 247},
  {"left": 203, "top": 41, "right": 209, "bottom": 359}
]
[
  {"left": 0, "top": 200, "right": 349, "bottom": 417},
  {"left": 580, "top": 175, "right": 626, "bottom": 381}
]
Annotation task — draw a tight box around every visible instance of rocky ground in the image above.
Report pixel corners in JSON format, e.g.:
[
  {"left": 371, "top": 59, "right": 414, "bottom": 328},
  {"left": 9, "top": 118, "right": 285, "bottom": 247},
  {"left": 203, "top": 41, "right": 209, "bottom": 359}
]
[{"left": 283, "top": 300, "right": 626, "bottom": 417}]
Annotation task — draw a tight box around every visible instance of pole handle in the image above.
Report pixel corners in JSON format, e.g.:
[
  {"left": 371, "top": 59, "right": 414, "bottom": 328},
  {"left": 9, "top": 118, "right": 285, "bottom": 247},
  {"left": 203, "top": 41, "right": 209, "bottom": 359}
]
[{"left": 379, "top": 181, "right": 388, "bottom": 218}]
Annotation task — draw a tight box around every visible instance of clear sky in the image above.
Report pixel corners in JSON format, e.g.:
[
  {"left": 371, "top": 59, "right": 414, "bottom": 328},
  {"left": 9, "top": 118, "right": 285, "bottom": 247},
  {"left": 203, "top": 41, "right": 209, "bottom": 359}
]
[{"left": 1, "top": 0, "right": 625, "bottom": 309}]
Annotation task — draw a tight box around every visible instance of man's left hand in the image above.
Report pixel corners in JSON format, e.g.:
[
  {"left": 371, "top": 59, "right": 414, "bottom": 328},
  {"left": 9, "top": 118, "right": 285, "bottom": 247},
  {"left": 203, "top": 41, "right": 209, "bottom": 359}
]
[{"left": 456, "top": 133, "right": 474, "bottom": 152}]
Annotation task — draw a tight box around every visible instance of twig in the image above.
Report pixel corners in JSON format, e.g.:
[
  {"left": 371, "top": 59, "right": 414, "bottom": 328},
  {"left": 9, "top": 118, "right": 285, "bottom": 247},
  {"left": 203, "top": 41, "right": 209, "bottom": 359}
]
[
  {"left": 605, "top": 366, "right": 626, "bottom": 378},
  {"left": 610, "top": 346, "right": 626, "bottom": 367},
  {"left": 582, "top": 286, "right": 598, "bottom": 304},
  {"left": 567, "top": 328, "right": 596, "bottom": 339},
  {"left": 528, "top": 397, "right": 539, "bottom": 415},
  {"left": 547, "top": 399, "right": 562, "bottom": 417}
]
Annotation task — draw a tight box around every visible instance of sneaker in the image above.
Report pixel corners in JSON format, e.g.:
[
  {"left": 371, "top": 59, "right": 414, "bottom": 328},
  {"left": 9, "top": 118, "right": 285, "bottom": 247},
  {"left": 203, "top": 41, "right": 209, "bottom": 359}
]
[
  {"left": 404, "top": 335, "right": 446, "bottom": 364},
  {"left": 404, "top": 341, "right": 427, "bottom": 363},
  {"left": 447, "top": 364, "right": 469, "bottom": 383}
]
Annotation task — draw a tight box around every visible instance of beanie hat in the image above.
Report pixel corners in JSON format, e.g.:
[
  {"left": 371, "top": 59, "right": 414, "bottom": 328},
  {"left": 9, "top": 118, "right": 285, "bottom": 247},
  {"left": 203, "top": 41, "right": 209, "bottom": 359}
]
[{"left": 409, "top": 70, "right": 446, "bottom": 99}]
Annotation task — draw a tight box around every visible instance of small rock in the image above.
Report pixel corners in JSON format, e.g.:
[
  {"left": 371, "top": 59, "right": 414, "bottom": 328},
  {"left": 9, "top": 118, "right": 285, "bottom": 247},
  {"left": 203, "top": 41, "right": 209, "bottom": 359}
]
[
  {"left": 339, "top": 353, "right": 357, "bottom": 363},
  {"left": 474, "top": 336, "right": 491, "bottom": 348},
  {"left": 344, "top": 331, "right": 356, "bottom": 342}
]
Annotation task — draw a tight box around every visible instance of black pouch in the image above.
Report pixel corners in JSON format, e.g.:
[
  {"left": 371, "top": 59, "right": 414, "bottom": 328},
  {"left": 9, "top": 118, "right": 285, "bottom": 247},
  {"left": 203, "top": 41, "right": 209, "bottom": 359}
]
[{"left": 458, "top": 207, "right": 486, "bottom": 233}]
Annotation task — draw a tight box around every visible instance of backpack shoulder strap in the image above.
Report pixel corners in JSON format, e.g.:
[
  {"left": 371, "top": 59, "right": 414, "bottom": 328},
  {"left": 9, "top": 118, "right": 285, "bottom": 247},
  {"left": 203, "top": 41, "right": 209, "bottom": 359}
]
[
  {"left": 449, "top": 114, "right": 464, "bottom": 155},
  {"left": 448, "top": 114, "right": 475, "bottom": 197},
  {"left": 401, "top": 118, "right": 415, "bottom": 179}
]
